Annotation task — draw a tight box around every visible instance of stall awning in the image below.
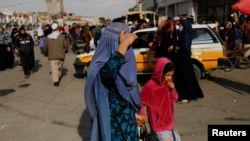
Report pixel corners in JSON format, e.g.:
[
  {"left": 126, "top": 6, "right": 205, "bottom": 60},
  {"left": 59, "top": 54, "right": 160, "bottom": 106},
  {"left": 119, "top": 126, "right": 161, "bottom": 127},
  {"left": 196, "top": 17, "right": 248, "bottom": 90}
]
[{"left": 232, "top": 0, "right": 250, "bottom": 16}]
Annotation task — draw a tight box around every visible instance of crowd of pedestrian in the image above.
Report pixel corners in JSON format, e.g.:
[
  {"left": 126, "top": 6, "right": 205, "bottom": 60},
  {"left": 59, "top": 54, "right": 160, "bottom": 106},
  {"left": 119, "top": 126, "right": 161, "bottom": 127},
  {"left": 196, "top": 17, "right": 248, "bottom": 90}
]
[
  {"left": 0, "top": 25, "right": 35, "bottom": 79},
  {"left": 198, "top": 13, "right": 250, "bottom": 58},
  {"left": 36, "top": 22, "right": 105, "bottom": 85},
  {"left": 0, "top": 21, "right": 108, "bottom": 85},
  {"left": 1, "top": 12, "right": 249, "bottom": 141},
  {"left": 83, "top": 12, "right": 250, "bottom": 141}
]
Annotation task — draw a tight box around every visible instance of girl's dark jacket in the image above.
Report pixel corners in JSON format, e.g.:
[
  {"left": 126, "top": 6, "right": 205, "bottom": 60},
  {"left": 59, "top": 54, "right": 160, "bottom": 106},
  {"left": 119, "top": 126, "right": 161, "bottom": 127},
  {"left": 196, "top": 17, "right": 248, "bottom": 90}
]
[{"left": 14, "top": 33, "right": 34, "bottom": 54}]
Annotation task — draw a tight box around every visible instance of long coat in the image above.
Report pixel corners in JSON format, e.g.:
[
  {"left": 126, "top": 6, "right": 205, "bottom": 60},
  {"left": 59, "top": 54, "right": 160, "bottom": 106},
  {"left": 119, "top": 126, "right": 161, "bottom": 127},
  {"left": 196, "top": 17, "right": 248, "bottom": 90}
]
[{"left": 44, "top": 32, "right": 67, "bottom": 60}]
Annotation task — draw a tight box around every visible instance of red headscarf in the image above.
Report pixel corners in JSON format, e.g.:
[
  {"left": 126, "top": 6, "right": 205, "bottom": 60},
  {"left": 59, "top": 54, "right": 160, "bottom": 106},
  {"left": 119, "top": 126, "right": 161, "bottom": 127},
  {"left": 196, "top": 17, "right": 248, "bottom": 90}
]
[{"left": 150, "top": 19, "right": 173, "bottom": 50}]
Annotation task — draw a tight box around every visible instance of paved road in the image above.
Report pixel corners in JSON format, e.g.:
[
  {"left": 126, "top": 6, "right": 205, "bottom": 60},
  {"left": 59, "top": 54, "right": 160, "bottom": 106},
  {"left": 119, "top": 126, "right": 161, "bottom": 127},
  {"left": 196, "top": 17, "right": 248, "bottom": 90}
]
[{"left": 0, "top": 46, "right": 250, "bottom": 141}]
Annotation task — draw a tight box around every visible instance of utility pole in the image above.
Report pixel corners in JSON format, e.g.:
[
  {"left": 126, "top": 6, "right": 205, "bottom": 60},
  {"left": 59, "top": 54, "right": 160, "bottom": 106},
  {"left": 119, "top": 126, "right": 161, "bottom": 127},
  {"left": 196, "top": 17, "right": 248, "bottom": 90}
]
[
  {"left": 138, "top": 0, "right": 142, "bottom": 11},
  {"left": 165, "top": 0, "right": 168, "bottom": 16}
]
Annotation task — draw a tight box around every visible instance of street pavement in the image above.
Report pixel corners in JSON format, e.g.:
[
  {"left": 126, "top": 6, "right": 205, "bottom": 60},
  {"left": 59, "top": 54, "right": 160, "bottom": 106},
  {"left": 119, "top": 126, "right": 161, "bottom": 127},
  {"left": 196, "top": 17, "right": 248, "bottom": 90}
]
[
  {"left": 0, "top": 46, "right": 91, "bottom": 141},
  {"left": 0, "top": 45, "right": 250, "bottom": 141}
]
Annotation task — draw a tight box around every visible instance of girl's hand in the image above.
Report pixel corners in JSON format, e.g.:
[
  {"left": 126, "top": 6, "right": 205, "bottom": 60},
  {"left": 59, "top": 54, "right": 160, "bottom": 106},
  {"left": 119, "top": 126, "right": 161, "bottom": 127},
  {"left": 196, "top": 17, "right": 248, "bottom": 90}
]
[
  {"left": 135, "top": 113, "right": 147, "bottom": 126},
  {"left": 166, "top": 80, "right": 175, "bottom": 89}
]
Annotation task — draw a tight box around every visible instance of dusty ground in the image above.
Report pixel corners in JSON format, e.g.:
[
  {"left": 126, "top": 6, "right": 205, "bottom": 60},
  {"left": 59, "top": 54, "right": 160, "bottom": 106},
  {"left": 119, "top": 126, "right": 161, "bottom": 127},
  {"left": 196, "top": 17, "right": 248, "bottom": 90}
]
[
  {"left": 0, "top": 46, "right": 249, "bottom": 141},
  {"left": 137, "top": 64, "right": 250, "bottom": 141}
]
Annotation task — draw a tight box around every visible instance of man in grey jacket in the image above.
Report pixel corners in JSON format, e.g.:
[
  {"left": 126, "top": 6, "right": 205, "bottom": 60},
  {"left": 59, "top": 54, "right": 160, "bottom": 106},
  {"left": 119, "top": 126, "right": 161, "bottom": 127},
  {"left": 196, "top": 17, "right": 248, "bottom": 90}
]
[{"left": 44, "top": 23, "right": 68, "bottom": 87}]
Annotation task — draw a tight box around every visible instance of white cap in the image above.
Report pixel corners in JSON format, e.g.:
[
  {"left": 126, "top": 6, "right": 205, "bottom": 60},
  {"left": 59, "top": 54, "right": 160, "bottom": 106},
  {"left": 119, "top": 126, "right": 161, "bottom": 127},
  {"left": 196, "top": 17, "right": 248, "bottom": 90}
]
[
  {"left": 173, "top": 16, "right": 180, "bottom": 21},
  {"left": 37, "top": 28, "right": 44, "bottom": 36},
  {"left": 51, "top": 23, "right": 58, "bottom": 30},
  {"left": 128, "top": 21, "right": 133, "bottom": 25}
]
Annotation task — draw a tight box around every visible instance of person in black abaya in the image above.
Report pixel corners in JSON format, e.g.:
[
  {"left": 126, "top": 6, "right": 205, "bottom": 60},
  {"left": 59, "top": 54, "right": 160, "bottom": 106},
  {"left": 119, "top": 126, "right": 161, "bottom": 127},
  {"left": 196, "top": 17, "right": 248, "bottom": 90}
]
[
  {"left": 174, "top": 18, "right": 204, "bottom": 103},
  {"left": 0, "top": 26, "right": 14, "bottom": 70}
]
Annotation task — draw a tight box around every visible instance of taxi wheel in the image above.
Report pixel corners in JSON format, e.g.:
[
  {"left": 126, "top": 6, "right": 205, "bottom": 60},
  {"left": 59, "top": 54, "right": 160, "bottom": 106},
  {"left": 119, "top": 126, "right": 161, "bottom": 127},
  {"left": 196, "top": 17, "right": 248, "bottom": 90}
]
[
  {"left": 236, "top": 56, "right": 248, "bottom": 69},
  {"left": 193, "top": 64, "right": 201, "bottom": 80}
]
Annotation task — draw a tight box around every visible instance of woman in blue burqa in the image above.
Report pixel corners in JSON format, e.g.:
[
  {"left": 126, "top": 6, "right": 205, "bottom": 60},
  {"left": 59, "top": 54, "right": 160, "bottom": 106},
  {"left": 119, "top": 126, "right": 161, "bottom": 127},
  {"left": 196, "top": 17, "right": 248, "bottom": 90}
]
[{"left": 84, "top": 20, "right": 141, "bottom": 141}]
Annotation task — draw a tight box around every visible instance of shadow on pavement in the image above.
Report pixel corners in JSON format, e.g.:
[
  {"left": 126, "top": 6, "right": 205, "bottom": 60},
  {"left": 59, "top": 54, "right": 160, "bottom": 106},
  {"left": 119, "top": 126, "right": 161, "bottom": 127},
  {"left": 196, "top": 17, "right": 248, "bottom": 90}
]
[
  {"left": 0, "top": 89, "right": 16, "bottom": 96},
  {"left": 12, "top": 59, "right": 42, "bottom": 73},
  {"left": 33, "top": 59, "right": 42, "bottom": 73},
  {"left": 78, "top": 109, "right": 91, "bottom": 141},
  {"left": 18, "top": 83, "right": 30, "bottom": 88},
  {"left": 74, "top": 73, "right": 87, "bottom": 79},
  {"left": 60, "top": 68, "right": 69, "bottom": 81},
  {"left": 207, "top": 75, "right": 250, "bottom": 95}
]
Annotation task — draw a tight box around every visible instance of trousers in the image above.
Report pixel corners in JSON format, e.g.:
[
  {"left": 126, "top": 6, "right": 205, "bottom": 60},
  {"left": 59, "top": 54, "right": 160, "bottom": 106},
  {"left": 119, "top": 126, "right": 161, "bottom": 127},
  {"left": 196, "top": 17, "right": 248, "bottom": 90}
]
[
  {"left": 243, "top": 44, "right": 250, "bottom": 58},
  {"left": 50, "top": 60, "right": 64, "bottom": 82}
]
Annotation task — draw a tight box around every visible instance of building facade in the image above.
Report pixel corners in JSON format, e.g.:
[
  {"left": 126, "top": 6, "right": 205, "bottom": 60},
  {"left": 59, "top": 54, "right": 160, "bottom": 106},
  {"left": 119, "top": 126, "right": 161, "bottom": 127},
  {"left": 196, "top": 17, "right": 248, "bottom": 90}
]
[
  {"left": 140, "top": 0, "right": 238, "bottom": 25},
  {"left": 45, "top": 0, "right": 64, "bottom": 18},
  {"left": 0, "top": 9, "right": 37, "bottom": 28}
]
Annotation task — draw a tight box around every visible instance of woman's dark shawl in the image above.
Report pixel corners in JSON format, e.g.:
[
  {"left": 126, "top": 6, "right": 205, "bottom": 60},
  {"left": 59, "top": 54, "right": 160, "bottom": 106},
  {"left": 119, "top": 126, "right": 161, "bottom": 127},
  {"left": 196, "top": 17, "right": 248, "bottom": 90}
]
[{"left": 177, "top": 19, "right": 192, "bottom": 54}]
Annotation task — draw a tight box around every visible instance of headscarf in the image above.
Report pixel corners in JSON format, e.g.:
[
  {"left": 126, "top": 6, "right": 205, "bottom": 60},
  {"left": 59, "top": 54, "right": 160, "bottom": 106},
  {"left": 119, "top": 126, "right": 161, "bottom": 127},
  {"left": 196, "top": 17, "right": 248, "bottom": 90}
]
[
  {"left": 151, "top": 57, "right": 172, "bottom": 84},
  {"left": 84, "top": 22, "right": 140, "bottom": 141},
  {"left": 18, "top": 26, "right": 26, "bottom": 32},
  {"left": 11, "top": 27, "right": 18, "bottom": 38},
  {"left": 177, "top": 19, "right": 192, "bottom": 54},
  {"left": 18, "top": 26, "right": 28, "bottom": 37},
  {"left": 150, "top": 19, "right": 172, "bottom": 51},
  {"left": 0, "top": 26, "right": 12, "bottom": 45},
  {"left": 162, "top": 19, "right": 171, "bottom": 32}
]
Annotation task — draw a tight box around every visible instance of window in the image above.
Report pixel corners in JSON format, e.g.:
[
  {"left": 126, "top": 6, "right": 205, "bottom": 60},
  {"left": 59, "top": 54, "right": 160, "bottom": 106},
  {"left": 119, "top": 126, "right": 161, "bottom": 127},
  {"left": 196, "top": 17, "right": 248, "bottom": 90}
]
[
  {"left": 133, "top": 31, "right": 156, "bottom": 49},
  {"left": 192, "top": 28, "right": 218, "bottom": 44}
]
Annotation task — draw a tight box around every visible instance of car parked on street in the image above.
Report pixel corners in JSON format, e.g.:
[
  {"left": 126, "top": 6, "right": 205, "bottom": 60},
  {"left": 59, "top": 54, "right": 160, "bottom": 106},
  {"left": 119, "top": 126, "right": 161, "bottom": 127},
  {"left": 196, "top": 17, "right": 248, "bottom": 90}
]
[{"left": 73, "top": 24, "right": 236, "bottom": 79}]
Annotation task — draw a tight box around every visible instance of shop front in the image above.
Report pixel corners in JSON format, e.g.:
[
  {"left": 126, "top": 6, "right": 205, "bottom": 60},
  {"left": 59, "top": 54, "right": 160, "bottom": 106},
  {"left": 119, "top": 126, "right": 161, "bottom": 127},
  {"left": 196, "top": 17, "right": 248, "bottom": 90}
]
[
  {"left": 195, "top": 0, "right": 236, "bottom": 25},
  {"left": 166, "top": 0, "right": 237, "bottom": 25}
]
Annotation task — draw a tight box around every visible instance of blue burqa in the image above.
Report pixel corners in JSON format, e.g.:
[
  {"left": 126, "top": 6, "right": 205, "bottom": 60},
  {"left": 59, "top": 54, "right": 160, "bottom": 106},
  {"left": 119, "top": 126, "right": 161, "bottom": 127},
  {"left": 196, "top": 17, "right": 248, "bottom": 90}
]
[{"left": 84, "top": 22, "right": 141, "bottom": 141}]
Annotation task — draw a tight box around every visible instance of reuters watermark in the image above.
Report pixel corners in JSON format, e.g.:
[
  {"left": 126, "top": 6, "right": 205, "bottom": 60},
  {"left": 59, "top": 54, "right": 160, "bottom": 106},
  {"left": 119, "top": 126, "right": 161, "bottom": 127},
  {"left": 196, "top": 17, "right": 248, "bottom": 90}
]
[{"left": 208, "top": 125, "right": 250, "bottom": 140}]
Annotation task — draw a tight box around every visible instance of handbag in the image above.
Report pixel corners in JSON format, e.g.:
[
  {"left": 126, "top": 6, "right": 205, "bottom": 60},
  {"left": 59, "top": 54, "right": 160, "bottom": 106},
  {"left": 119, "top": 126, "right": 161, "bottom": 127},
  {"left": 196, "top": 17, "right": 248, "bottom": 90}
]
[{"left": 139, "top": 124, "right": 150, "bottom": 141}]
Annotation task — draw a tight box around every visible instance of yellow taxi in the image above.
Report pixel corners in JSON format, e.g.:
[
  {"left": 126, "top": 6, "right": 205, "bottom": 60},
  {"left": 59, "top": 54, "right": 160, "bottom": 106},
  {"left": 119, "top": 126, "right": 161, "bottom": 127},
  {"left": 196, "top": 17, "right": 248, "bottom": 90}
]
[{"left": 73, "top": 24, "right": 235, "bottom": 79}]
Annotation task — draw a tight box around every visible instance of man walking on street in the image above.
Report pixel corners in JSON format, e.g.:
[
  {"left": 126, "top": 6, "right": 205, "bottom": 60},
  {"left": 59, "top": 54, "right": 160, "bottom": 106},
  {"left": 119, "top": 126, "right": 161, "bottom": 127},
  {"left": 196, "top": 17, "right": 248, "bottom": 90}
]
[{"left": 44, "top": 23, "right": 68, "bottom": 87}]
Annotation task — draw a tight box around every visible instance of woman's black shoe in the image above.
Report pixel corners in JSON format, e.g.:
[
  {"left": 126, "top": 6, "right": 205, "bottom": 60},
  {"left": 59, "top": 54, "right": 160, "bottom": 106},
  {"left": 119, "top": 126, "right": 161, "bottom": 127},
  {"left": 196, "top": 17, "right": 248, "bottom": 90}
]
[{"left": 53, "top": 82, "right": 59, "bottom": 87}]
